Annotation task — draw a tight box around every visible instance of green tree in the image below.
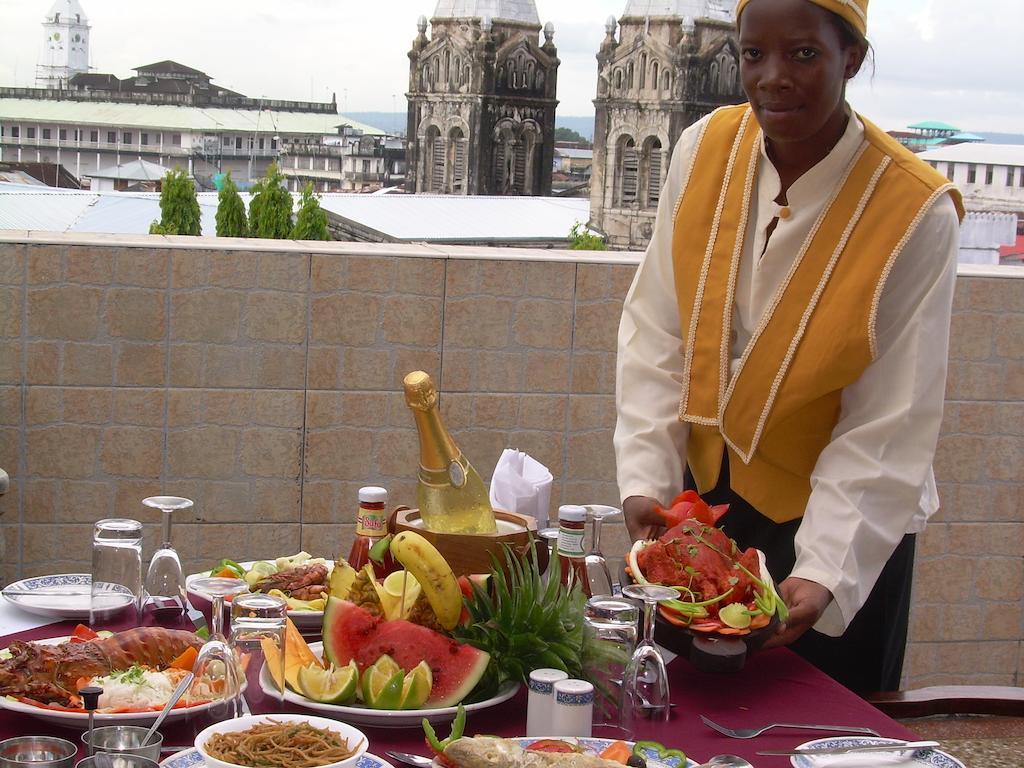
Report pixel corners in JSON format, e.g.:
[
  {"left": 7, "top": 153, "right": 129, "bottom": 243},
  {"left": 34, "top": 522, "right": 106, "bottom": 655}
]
[
  {"left": 215, "top": 172, "right": 249, "bottom": 237},
  {"left": 554, "top": 127, "right": 591, "bottom": 146},
  {"left": 149, "top": 167, "right": 201, "bottom": 236},
  {"left": 247, "top": 162, "right": 293, "bottom": 239},
  {"left": 568, "top": 221, "right": 606, "bottom": 251},
  {"left": 291, "top": 183, "right": 330, "bottom": 241}
]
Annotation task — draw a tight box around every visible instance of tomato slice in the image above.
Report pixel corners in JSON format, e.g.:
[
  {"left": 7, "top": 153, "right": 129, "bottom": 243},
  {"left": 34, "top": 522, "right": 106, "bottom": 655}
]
[
  {"left": 71, "top": 624, "right": 98, "bottom": 642},
  {"left": 526, "top": 739, "right": 578, "bottom": 753}
]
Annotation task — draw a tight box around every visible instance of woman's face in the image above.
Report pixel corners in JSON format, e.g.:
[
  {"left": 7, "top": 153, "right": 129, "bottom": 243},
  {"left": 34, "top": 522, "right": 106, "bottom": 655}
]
[{"left": 738, "top": 0, "right": 862, "bottom": 151}]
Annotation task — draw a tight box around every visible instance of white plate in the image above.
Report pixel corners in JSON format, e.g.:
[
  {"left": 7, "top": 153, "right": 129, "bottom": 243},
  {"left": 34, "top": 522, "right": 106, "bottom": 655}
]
[
  {"left": 2, "top": 574, "right": 135, "bottom": 620},
  {"left": 430, "top": 738, "right": 698, "bottom": 767},
  {"left": 0, "top": 635, "right": 226, "bottom": 729},
  {"left": 790, "top": 737, "right": 966, "bottom": 768},
  {"left": 185, "top": 560, "right": 333, "bottom": 630},
  {"left": 258, "top": 641, "right": 521, "bottom": 728},
  {"left": 162, "top": 747, "right": 395, "bottom": 768}
]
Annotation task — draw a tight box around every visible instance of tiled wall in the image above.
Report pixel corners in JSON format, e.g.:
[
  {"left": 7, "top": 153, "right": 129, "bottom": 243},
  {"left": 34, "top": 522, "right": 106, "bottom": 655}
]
[{"left": 0, "top": 235, "right": 1020, "bottom": 689}]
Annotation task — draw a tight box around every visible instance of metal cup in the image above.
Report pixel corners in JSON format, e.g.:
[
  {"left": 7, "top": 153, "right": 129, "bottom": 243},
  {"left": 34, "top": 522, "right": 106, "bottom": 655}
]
[
  {"left": 75, "top": 756, "right": 159, "bottom": 768},
  {"left": 0, "top": 737, "right": 76, "bottom": 768},
  {"left": 79, "top": 728, "right": 162, "bottom": 763}
]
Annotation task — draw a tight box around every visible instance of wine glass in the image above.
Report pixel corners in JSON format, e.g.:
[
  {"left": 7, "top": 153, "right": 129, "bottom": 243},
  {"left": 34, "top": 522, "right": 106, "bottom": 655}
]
[
  {"left": 189, "top": 576, "right": 249, "bottom": 640},
  {"left": 142, "top": 496, "right": 193, "bottom": 616},
  {"left": 191, "top": 637, "right": 242, "bottom": 722},
  {"left": 620, "top": 584, "right": 679, "bottom": 725},
  {"left": 584, "top": 505, "right": 620, "bottom": 597},
  {"left": 537, "top": 527, "right": 560, "bottom": 584}
]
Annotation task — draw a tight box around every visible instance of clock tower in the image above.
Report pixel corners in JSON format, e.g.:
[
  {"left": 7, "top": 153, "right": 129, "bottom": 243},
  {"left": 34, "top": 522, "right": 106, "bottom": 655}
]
[{"left": 38, "top": 0, "right": 90, "bottom": 89}]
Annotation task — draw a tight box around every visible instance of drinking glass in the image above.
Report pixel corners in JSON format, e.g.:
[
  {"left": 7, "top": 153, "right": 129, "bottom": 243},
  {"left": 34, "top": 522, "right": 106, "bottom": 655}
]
[
  {"left": 582, "top": 595, "right": 638, "bottom": 739},
  {"left": 90, "top": 518, "right": 144, "bottom": 627},
  {"left": 229, "top": 592, "right": 287, "bottom": 711},
  {"left": 143, "top": 496, "right": 193, "bottom": 616},
  {"left": 191, "top": 638, "right": 242, "bottom": 722},
  {"left": 188, "top": 577, "right": 249, "bottom": 640},
  {"left": 584, "top": 505, "right": 620, "bottom": 597},
  {"left": 537, "top": 527, "right": 560, "bottom": 584},
  {"left": 620, "top": 584, "right": 679, "bottom": 726}
]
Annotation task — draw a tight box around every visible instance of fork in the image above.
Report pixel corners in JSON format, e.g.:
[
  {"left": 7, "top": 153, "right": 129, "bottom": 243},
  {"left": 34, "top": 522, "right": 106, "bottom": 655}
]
[{"left": 700, "top": 714, "right": 881, "bottom": 739}]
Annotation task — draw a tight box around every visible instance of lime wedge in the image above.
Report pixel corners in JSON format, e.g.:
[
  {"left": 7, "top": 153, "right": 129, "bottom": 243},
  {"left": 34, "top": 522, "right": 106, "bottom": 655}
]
[
  {"left": 297, "top": 660, "right": 358, "bottom": 704},
  {"left": 361, "top": 655, "right": 404, "bottom": 709},
  {"left": 399, "top": 660, "right": 432, "bottom": 710},
  {"left": 719, "top": 602, "right": 752, "bottom": 629}
]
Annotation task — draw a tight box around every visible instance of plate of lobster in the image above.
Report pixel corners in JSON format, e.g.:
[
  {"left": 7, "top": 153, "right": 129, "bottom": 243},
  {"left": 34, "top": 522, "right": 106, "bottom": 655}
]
[
  {"left": 624, "top": 491, "right": 787, "bottom": 673},
  {"left": 0, "top": 626, "right": 225, "bottom": 728}
]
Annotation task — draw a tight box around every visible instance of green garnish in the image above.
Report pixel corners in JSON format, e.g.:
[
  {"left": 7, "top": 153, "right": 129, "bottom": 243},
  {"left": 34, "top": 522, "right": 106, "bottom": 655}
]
[
  {"left": 368, "top": 534, "right": 393, "bottom": 564},
  {"left": 423, "top": 704, "right": 466, "bottom": 753},
  {"left": 112, "top": 665, "right": 147, "bottom": 685}
]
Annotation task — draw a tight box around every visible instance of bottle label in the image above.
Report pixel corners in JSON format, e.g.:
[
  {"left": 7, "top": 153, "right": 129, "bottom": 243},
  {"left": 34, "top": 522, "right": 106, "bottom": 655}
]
[
  {"left": 557, "top": 527, "right": 585, "bottom": 557},
  {"left": 356, "top": 508, "right": 386, "bottom": 538},
  {"left": 447, "top": 460, "right": 466, "bottom": 489}
]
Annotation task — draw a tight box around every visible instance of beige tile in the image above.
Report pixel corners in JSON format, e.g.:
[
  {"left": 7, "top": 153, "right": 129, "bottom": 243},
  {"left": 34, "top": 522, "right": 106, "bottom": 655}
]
[
  {"left": 347, "top": 256, "right": 397, "bottom": 293},
  {"left": 241, "top": 428, "right": 302, "bottom": 478},
  {"left": 171, "top": 250, "right": 208, "bottom": 289},
  {"left": 63, "top": 388, "right": 113, "bottom": 423},
  {"left": 306, "top": 391, "right": 388, "bottom": 430},
  {"left": 301, "top": 524, "right": 351, "bottom": 559},
  {"left": 209, "top": 252, "right": 257, "bottom": 288},
  {"left": 251, "top": 479, "right": 302, "bottom": 523},
  {"left": 114, "top": 479, "right": 164, "bottom": 518},
  {"left": 26, "top": 387, "right": 62, "bottom": 426},
  {"left": 171, "top": 290, "right": 244, "bottom": 342},
  {"left": 574, "top": 301, "right": 620, "bottom": 352},
  {"left": 300, "top": 480, "right": 341, "bottom": 524},
  {"left": 100, "top": 426, "right": 163, "bottom": 478},
  {"left": 0, "top": 244, "right": 24, "bottom": 285},
  {"left": 310, "top": 254, "right": 344, "bottom": 292},
  {"left": 523, "top": 261, "right": 576, "bottom": 300},
  {"left": 571, "top": 352, "right": 616, "bottom": 395},
  {"left": 393, "top": 257, "right": 445, "bottom": 296},
  {"left": 28, "top": 286, "right": 102, "bottom": 340},
  {"left": 310, "top": 294, "right": 380, "bottom": 344},
  {"left": 252, "top": 391, "right": 305, "bottom": 428},
  {"left": 507, "top": 429, "right": 565, "bottom": 479},
  {"left": 306, "top": 347, "right": 341, "bottom": 390},
  {"left": 0, "top": 526, "right": 20, "bottom": 585},
  {"left": 167, "top": 426, "right": 240, "bottom": 479},
  {"left": 25, "top": 424, "right": 100, "bottom": 478},
  {"left": 975, "top": 556, "right": 1023, "bottom": 601},
  {"left": 568, "top": 394, "right": 615, "bottom": 430},
  {"left": 472, "top": 394, "right": 518, "bottom": 429},
  {"left": 62, "top": 343, "right": 114, "bottom": 386},
  {"left": 338, "top": 348, "right": 391, "bottom": 391},
  {"left": 524, "top": 350, "right": 572, "bottom": 393},
  {"left": 22, "top": 523, "right": 94, "bottom": 568},
  {"left": 372, "top": 428, "right": 419, "bottom": 478},
  {"left": 444, "top": 260, "right": 478, "bottom": 297},
  {"left": 392, "top": 349, "right": 443, "bottom": 389},
  {"left": 205, "top": 346, "right": 257, "bottom": 388},
  {"left": 995, "top": 313, "right": 1024, "bottom": 359},
  {"left": 26, "top": 245, "right": 63, "bottom": 284},
  {"left": 381, "top": 296, "right": 443, "bottom": 347},
  {"left": 0, "top": 339, "right": 22, "bottom": 385},
  {"left": 257, "top": 347, "right": 307, "bottom": 389},
  {"left": 112, "top": 389, "right": 165, "bottom": 427},
  {"left": 23, "top": 478, "right": 58, "bottom": 521},
  {"left": 169, "top": 344, "right": 203, "bottom": 387},
  {"left": 566, "top": 431, "right": 617, "bottom": 482},
  {"left": 258, "top": 252, "right": 308, "bottom": 292},
  {"left": 477, "top": 260, "right": 528, "bottom": 296},
  {"left": 58, "top": 480, "right": 116, "bottom": 521},
  {"left": 105, "top": 288, "right": 166, "bottom": 340},
  {"left": 0, "top": 386, "right": 21, "bottom": 427},
  {"left": 513, "top": 299, "right": 574, "bottom": 350},
  {"left": 0, "top": 426, "right": 17, "bottom": 476},
  {"left": 0, "top": 287, "right": 22, "bottom": 338},
  {"left": 981, "top": 601, "right": 1023, "bottom": 641},
  {"left": 167, "top": 390, "right": 205, "bottom": 427},
  {"left": 115, "top": 249, "right": 168, "bottom": 288},
  {"left": 66, "top": 247, "right": 114, "bottom": 284},
  {"left": 116, "top": 343, "right": 166, "bottom": 386},
  {"left": 305, "top": 428, "right": 375, "bottom": 480},
  {"left": 246, "top": 292, "right": 307, "bottom": 343},
  {"left": 444, "top": 297, "right": 513, "bottom": 349}
]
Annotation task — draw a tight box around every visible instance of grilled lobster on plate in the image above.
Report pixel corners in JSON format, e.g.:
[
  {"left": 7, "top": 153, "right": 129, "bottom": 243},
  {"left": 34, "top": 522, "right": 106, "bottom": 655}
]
[{"left": 0, "top": 627, "right": 201, "bottom": 706}]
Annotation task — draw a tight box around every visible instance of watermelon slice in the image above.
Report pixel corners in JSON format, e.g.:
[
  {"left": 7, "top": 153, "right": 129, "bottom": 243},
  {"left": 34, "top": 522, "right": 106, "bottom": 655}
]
[{"left": 322, "top": 597, "right": 490, "bottom": 707}]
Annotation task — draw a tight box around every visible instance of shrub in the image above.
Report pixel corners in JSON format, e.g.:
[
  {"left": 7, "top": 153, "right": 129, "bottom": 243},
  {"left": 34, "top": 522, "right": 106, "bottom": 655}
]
[
  {"left": 248, "top": 162, "right": 293, "bottom": 239},
  {"left": 149, "top": 168, "right": 201, "bottom": 236},
  {"left": 291, "top": 183, "right": 330, "bottom": 241},
  {"left": 568, "top": 221, "right": 606, "bottom": 251},
  {"left": 215, "top": 172, "right": 249, "bottom": 237}
]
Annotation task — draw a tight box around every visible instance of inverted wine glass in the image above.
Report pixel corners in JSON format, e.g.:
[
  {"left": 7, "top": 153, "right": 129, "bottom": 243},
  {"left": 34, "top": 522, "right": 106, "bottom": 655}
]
[
  {"left": 142, "top": 495, "right": 193, "bottom": 615},
  {"left": 188, "top": 576, "right": 249, "bottom": 640},
  {"left": 191, "top": 637, "right": 242, "bottom": 722},
  {"left": 584, "top": 504, "right": 620, "bottom": 597},
  {"left": 620, "top": 583, "right": 679, "bottom": 726}
]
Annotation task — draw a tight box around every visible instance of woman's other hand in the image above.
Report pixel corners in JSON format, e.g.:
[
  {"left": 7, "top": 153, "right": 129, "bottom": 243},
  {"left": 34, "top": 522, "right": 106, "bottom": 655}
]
[
  {"left": 761, "top": 577, "right": 834, "bottom": 648},
  {"left": 623, "top": 495, "right": 666, "bottom": 541}
]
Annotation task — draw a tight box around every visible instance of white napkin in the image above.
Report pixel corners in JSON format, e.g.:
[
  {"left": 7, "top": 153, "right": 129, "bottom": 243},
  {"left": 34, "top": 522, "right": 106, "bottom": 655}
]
[{"left": 488, "top": 449, "right": 554, "bottom": 529}]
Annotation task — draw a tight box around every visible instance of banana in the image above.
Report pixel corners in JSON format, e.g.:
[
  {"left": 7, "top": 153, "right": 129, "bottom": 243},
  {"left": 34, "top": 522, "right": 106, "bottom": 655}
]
[{"left": 389, "top": 531, "right": 462, "bottom": 630}]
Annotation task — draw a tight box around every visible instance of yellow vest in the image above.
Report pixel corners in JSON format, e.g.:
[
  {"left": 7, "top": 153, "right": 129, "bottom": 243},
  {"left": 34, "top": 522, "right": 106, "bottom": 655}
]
[{"left": 671, "top": 105, "right": 963, "bottom": 523}]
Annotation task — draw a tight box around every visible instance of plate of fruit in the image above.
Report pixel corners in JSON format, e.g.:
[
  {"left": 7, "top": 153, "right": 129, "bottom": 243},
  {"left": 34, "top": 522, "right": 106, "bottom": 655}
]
[
  {"left": 624, "top": 491, "right": 788, "bottom": 672},
  {"left": 257, "top": 530, "right": 592, "bottom": 727}
]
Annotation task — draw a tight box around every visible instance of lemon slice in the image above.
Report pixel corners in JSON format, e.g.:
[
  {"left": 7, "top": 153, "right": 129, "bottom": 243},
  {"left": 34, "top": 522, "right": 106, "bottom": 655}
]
[
  {"left": 361, "top": 655, "right": 404, "bottom": 709},
  {"left": 379, "top": 571, "right": 422, "bottom": 620},
  {"left": 719, "top": 602, "right": 752, "bottom": 629},
  {"left": 297, "top": 660, "right": 358, "bottom": 704},
  {"left": 399, "top": 660, "right": 432, "bottom": 710}
]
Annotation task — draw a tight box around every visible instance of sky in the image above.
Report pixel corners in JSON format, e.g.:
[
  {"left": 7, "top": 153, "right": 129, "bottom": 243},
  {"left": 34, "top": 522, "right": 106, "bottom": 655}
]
[{"left": 0, "top": 0, "right": 1022, "bottom": 133}]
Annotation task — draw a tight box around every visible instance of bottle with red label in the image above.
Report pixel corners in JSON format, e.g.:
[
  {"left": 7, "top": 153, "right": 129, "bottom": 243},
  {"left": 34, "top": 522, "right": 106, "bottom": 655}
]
[{"left": 348, "top": 486, "right": 395, "bottom": 576}]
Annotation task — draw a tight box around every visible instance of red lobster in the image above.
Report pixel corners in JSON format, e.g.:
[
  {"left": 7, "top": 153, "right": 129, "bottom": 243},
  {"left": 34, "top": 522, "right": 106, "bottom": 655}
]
[{"left": 0, "top": 627, "right": 201, "bottom": 706}]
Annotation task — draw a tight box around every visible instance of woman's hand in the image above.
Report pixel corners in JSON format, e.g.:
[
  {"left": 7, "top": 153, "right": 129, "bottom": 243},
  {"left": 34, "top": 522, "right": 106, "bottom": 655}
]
[
  {"left": 761, "top": 578, "right": 833, "bottom": 648},
  {"left": 623, "top": 495, "right": 666, "bottom": 542}
]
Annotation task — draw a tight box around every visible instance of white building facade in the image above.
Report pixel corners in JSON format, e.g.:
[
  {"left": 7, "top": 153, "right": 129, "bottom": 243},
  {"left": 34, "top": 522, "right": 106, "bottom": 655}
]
[
  {"left": 918, "top": 143, "right": 1024, "bottom": 211},
  {"left": 38, "top": 0, "right": 91, "bottom": 89}
]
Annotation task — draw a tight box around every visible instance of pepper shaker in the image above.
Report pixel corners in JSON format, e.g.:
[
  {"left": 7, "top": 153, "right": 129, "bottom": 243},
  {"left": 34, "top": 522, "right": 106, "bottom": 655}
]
[{"left": 79, "top": 686, "right": 103, "bottom": 756}]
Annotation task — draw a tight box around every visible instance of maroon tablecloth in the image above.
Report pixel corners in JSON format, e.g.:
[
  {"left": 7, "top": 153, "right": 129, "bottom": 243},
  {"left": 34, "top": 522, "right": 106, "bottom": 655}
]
[{"left": 0, "top": 618, "right": 917, "bottom": 767}]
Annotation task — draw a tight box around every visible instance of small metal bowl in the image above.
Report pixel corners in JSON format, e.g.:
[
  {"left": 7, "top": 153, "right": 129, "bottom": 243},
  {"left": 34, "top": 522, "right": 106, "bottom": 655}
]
[
  {"left": 76, "top": 756, "right": 159, "bottom": 768},
  {"left": 79, "top": 728, "right": 162, "bottom": 763},
  {"left": 0, "top": 737, "right": 77, "bottom": 768}
]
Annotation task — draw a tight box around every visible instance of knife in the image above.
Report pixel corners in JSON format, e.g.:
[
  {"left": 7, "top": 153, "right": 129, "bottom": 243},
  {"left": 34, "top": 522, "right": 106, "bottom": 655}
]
[
  {"left": 186, "top": 604, "right": 210, "bottom": 638},
  {"left": 758, "top": 740, "right": 939, "bottom": 757}
]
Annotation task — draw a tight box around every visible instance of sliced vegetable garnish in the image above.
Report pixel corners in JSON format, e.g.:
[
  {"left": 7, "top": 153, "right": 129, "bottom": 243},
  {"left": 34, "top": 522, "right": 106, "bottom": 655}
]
[
  {"left": 526, "top": 739, "right": 579, "bottom": 753},
  {"left": 633, "top": 740, "right": 687, "bottom": 764},
  {"left": 423, "top": 703, "right": 466, "bottom": 754}
]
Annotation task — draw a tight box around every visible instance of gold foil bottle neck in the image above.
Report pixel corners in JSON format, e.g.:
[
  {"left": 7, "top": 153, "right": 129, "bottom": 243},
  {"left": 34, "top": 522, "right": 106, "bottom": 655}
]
[{"left": 403, "top": 370, "right": 438, "bottom": 411}]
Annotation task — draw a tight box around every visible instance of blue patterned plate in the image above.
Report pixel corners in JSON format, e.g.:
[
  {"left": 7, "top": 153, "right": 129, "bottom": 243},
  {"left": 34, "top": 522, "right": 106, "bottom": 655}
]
[
  {"left": 790, "top": 737, "right": 966, "bottom": 768},
  {"left": 161, "top": 747, "right": 394, "bottom": 768},
  {"left": 2, "top": 574, "right": 94, "bottom": 619},
  {"left": 428, "top": 737, "right": 697, "bottom": 767}
]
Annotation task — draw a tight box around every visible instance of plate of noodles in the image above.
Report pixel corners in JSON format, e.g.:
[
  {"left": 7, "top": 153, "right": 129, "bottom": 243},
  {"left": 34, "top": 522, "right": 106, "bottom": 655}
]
[{"left": 195, "top": 714, "right": 371, "bottom": 768}]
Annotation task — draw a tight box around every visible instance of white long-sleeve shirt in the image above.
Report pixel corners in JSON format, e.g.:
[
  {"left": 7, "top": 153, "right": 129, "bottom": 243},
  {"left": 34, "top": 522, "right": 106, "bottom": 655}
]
[{"left": 614, "top": 109, "right": 960, "bottom": 636}]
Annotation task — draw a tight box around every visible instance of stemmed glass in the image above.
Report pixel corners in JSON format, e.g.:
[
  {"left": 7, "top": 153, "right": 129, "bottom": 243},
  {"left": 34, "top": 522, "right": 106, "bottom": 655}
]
[
  {"left": 584, "top": 505, "right": 620, "bottom": 597},
  {"left": 188, "top": 576, "right": 249, "bottom": 640},
  {"left": 620, "top": 584, "right": 679, "bottom": 725},
  {"left": 192, "top": 637, "right": 243, "bottom": 722},
  {"left": 142, "top": 496, "right": 193, "bottom": 615}
]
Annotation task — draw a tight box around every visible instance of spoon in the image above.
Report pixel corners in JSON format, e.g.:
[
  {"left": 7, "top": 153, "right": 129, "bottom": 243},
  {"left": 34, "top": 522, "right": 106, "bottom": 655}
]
[
  {"left": 142, "top": 672, "right": 194, "bottom": 746},
  {"left": 697, "top": 757, "right": 754, "bottom": 768},
  {"left": 384, "top": 752, "right": 434, "bottom": 768}
]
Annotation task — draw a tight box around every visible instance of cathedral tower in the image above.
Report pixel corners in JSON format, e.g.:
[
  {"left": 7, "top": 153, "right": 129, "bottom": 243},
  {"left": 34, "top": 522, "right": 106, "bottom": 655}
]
[
  {"left": 406, "top": 1, "right": 559, "bottom": 196},
  {"left": 589, "top": 1, "right": 745, "bottom": 248},
  {"left": 38, "top": 0, "right": 90, "bottom": 88}
]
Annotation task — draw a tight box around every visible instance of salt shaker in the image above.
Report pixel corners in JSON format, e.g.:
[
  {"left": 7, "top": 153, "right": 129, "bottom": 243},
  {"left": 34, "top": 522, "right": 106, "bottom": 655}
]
[
  {"left": 551, "top": 678, "right": 594, "bottom": 737},
  {"left": 526, "top": 668, "right": 568, "bottom": 737}
]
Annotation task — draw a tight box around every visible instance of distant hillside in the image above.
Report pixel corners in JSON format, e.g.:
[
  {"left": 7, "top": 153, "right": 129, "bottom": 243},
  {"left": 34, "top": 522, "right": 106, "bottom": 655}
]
[
  {"left": 344, "top": 112, "right": 597, "bottom": 141},
  {"left": 976, "top": 132, "right": 1024, "bottom": 146}
]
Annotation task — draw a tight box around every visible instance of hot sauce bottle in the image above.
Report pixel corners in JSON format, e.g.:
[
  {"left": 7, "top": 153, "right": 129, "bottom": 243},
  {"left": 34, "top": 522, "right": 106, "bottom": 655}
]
[
  {"left": 557, "top": 504, "right": 591, "bottom": 596},
  {"left": 348, "top": 486, "right": 395, "bottom": 576}
]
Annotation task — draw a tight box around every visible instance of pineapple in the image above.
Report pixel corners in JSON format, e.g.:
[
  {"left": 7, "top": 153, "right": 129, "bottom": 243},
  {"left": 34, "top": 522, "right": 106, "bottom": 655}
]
[
  {"left": 452, "top": 545, "right": 586, "bottom": 697},
  {"left": 349, "top": 564, "right": 384, "bottom": 617}
]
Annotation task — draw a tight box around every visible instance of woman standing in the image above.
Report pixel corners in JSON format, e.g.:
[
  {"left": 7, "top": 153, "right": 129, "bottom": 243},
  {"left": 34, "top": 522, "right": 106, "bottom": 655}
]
[{"left": 615, "top": 0, "right": 963, "bottom": 692}]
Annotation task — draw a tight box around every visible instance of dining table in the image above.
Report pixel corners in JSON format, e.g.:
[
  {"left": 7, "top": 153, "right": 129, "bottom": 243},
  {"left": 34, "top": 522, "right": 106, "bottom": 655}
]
[{"left": 0, "top": 600, "right": 924, "bottom": 768}]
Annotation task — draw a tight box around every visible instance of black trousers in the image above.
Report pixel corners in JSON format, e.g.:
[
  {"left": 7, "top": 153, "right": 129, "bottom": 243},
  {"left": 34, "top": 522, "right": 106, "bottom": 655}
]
[{"left": 685, "top": 458, "right": 914, "bottom": 693}]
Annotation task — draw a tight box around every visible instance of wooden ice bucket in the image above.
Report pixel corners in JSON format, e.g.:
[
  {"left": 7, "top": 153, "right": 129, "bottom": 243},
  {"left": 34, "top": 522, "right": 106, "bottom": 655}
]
[{"left": 389, "top": 507, "right": 543, "bottom": 576}]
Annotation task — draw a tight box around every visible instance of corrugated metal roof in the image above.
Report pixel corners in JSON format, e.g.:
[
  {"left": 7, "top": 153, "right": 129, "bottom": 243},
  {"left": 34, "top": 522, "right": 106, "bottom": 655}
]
[
  {"left": 317, "top": 194, "right": 590, "bottom": 242},
  {"left": 90, "top": 158, "right": 169, "bottom": 180},
  {"left": 907, "top": 121, "right": 959, "bottom": 132},
  {"left": 918, "top": 143, "right": 1024, "bottom": 166},
  {"left": 0, "top": 98, "right": 385, "bottom": 136},
  {"left": 555, "top": 148, "right": 593, "bottom": 159}
]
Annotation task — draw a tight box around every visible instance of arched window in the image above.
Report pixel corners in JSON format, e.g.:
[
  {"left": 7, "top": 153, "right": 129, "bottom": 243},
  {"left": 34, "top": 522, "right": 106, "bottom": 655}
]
[
  {"left": 444, "top": 50, "right": 451, "bottom": 87},
  {"left": 639, "top": 53, "right": 647, "bottom": 89},
  {"left": 714, "top": 50, "right": 737, "bottom": 94},
  {"left": 616, "top": 135, "right": 638, "bottom": 207},
  {"left": 615, "top": 68, "right": 623, "bottom": 90},
  {"left": 643, "top": 137, "right": 663, "bottom": 208},
  {"left": 662, "top": 70, "right": 671, "bottom": 92},
  {"left": 627, "top": 61, "right": 634, "bottom": 90},
  {"left": 424, "top": 126, "right": 444, "bottom": 193},
  {"left": 447, "top": 127, "right": 467, "bottom": 194},
  {"left": 652, "top": 62, "right": 659, "bottom": 94}
]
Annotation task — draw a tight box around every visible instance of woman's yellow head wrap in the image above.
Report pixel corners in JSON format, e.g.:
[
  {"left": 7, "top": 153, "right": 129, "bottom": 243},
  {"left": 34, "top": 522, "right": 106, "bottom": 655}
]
[{"left": 735, "top": 0, "right": 868, "bottom": 37}]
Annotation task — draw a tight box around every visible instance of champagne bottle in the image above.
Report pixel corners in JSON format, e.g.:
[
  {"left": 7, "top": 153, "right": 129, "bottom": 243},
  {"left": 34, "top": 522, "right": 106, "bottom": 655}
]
[{"left": 403, "top": 371, "right": 498, "bottom": 534}]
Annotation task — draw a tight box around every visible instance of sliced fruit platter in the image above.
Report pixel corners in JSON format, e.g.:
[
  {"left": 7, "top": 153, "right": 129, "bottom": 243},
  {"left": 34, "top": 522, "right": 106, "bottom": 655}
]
[
  {"left": 259, "top": 530, "right": 587, "bottom": 726},
  {"left": 626, "top": 490, "right": 788, "bottom": 635}
]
